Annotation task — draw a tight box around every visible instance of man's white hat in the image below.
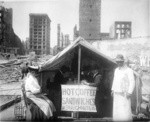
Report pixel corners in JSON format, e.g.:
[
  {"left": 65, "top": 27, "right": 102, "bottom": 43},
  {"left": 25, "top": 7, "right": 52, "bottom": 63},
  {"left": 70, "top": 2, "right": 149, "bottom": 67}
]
[{"left": 28, "top": 65, "right": 39, "bottom": 70}]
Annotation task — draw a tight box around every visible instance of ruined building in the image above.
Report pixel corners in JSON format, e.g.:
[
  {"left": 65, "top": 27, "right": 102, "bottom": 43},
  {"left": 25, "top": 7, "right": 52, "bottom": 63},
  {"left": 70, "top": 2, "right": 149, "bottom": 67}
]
[
  {"left": 56, "top": 24, "right": 70, "bottom": 54},
  {"left": 110, "top": 21, "right": 132, "bottom": 39},
  {"left": 79, "top": 0, "right": 101, "bottom": 41},
  {"left": 0, "top": 6, "right": 24, "bottom": 55},
  {"left": 29, "top": 14, "right": 51, "bottom": 55}
]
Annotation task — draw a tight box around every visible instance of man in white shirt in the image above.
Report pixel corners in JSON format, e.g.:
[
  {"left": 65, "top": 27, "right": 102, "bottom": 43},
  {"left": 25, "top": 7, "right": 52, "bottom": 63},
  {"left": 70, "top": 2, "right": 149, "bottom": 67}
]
[{"left": 111, "top": 54, "right": 135, "bottom": 121}]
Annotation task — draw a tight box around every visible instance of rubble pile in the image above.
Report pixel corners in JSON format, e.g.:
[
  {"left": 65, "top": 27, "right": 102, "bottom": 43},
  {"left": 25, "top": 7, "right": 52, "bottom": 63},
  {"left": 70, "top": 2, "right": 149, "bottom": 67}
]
[
  {"left": 0, "top": 54, "right": 53, "bottom": 84},
  {"left": 0, "top": 67, "right": 21, "bottom": 84}
]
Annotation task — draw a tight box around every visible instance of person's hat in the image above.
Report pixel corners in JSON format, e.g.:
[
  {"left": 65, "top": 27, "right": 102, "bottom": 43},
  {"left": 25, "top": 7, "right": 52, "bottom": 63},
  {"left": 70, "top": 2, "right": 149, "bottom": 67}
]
[{"left": 115, "top": 54, "right": 124, "bottom": 62}]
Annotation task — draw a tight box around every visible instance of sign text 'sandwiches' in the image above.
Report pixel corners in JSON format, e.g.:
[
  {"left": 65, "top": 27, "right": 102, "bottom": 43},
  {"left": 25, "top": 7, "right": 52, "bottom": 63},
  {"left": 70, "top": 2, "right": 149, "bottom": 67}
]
[{"left": 61, "top": 85, "right": 97, "bottom": 112}]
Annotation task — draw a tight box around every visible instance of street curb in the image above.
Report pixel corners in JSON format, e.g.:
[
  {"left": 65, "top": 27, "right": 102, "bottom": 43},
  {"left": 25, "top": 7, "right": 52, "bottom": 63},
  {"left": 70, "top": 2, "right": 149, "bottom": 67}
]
[{"left": 0, "top": 97, "right": 21, "bottom": 112}]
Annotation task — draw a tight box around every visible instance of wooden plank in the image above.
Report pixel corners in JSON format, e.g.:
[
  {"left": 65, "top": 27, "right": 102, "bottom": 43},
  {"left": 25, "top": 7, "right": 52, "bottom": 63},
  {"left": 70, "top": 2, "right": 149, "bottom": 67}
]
[{"left": 77, "top": 46, "right": 81, "bottom": 84}]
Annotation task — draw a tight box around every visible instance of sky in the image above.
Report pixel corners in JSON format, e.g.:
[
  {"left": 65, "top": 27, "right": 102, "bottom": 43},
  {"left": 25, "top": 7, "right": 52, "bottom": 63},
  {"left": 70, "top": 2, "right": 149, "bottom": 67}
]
[{"left": 2, "top": 0, "right": 150, "bottom": 48}]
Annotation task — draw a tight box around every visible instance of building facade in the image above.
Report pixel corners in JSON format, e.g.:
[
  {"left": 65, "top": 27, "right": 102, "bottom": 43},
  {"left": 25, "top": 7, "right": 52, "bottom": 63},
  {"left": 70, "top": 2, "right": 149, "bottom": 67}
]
[
  {"left": 0, "top": 7, "right": 13, "bottom": 46},
  {"left": 110, "top": 21, "right": 132, "bottom": 39},
  {"left": 29, "top": 14, "right": 51, "bottom": 55},
  {"left": 0, "top": 6, "right": 5, "bottom": 46},
  {"left": 79, "top": 0, "right": 101, "bottom": 41}
]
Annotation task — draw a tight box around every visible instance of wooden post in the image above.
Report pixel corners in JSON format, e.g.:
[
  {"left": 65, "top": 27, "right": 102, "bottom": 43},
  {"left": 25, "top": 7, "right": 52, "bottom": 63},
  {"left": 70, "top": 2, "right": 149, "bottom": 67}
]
[
  {"left": 74, "top": 46, "right": 81, "bottom": 119},
  {"left": 77, "top": 46, "right": 81, "bottom": 84}
]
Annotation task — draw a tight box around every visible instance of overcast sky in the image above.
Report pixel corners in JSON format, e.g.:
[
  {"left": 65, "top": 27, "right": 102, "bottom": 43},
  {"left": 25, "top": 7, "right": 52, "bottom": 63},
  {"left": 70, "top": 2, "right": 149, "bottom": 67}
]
[{"left": 2, "top": 0, "right": 150, "bottom": 48}]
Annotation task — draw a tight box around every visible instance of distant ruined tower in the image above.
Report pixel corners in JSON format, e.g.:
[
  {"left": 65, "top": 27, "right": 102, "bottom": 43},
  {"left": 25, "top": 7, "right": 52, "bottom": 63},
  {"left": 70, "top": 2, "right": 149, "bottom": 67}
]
[
  {"left": 73, "top": 25, "right": 79, "bottom": 40},
  {"left": 57, "top": 24, "right": 61, "bottom": 48},
  {"left": 79, "top": 0, "right": 101, "bottom": 41}
]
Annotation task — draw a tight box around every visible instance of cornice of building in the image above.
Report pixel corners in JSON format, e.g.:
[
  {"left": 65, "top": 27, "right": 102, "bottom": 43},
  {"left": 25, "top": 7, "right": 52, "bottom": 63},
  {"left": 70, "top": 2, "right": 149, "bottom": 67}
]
[{"left": 29, "top": 13, "right": 51, "bottom": 21}]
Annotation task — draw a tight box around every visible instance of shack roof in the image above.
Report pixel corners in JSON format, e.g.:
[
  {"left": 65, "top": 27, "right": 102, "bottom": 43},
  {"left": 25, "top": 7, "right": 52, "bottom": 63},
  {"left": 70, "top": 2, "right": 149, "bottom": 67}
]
[{"left": 40, "top": 37, "right": 116, "bottom": 72}]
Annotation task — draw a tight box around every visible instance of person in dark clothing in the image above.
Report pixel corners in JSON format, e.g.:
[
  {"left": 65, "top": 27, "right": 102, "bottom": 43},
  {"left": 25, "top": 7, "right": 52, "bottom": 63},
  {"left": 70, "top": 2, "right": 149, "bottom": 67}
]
[
  {"left": 81, "top": 66, "right": 93, "bottom": 82},
  {"left": 82, "top": 65, "right": 104, "bottom": 118},
  {"left": 53, "top": 66, "right": 70, "bottom": 116}
]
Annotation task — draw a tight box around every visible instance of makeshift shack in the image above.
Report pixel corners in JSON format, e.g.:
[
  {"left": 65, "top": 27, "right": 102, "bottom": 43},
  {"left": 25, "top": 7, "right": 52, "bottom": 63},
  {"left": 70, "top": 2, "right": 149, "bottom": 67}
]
[{"left": 39, "top": 37, "right": 140, "bottom": 120}]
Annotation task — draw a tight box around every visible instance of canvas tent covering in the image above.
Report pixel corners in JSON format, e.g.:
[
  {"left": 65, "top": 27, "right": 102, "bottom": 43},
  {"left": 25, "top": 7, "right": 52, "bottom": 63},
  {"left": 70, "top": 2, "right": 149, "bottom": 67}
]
[
  {"left": 39, "top": 37, "right": 142, "bottom": 118},
  {"left": 40, "top": 37, "right": 116, "bottom": 72},
  {"left": 39, "top": 37, "right": 117, "bottom": 118}
]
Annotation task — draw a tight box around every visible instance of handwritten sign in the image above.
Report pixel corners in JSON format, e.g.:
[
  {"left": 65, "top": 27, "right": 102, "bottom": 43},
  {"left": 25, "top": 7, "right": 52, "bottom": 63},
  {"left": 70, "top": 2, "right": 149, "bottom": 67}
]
[{"left": 61, "top": 85, "right": 97, "bottom": 112}]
